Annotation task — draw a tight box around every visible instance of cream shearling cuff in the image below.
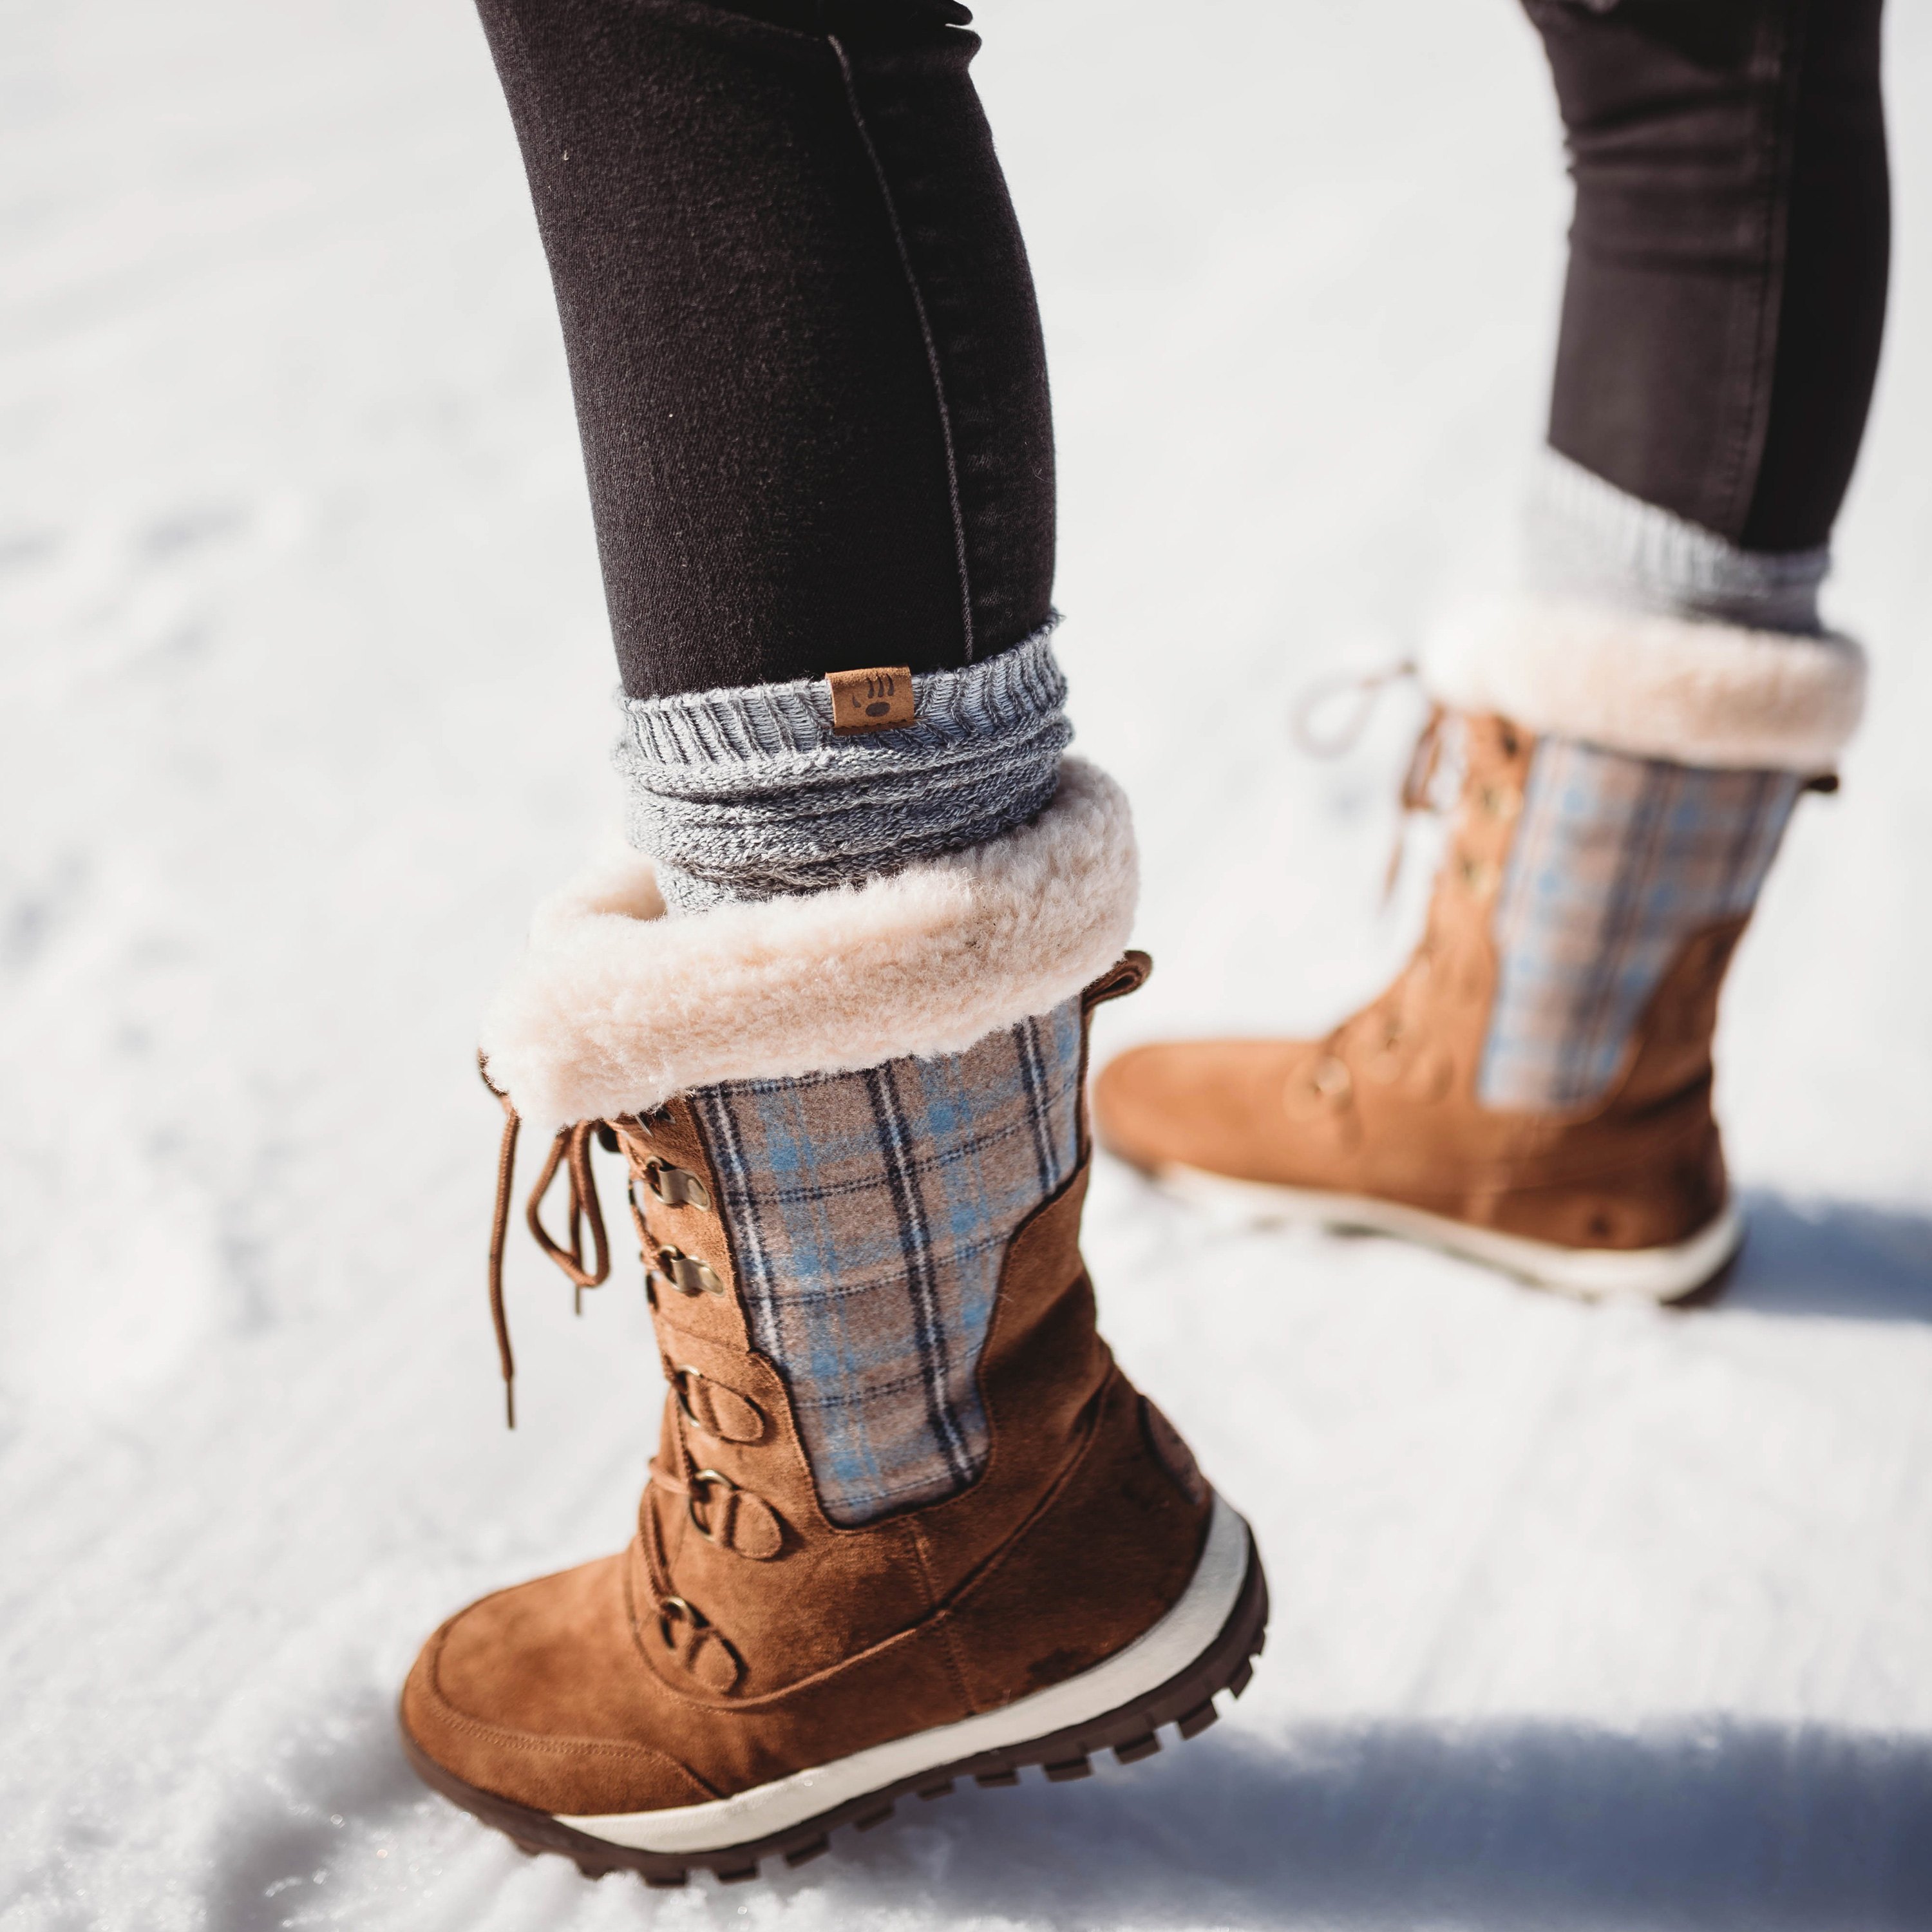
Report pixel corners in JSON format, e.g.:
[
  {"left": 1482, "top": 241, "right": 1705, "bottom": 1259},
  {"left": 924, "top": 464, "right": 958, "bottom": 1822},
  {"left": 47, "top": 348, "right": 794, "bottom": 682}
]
[
  {"left": 478, "top": 756, "right": 1137, "bottom": 1131},
  {"left": 1422, "top": 598, "right": 1866, "bottom": 773}
]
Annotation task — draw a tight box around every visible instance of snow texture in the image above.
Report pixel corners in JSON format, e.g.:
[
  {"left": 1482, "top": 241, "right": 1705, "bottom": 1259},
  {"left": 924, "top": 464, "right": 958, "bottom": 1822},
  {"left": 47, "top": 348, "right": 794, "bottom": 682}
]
[{"left": 3, "top": 1, "right": 1930, "bottom": 1927}]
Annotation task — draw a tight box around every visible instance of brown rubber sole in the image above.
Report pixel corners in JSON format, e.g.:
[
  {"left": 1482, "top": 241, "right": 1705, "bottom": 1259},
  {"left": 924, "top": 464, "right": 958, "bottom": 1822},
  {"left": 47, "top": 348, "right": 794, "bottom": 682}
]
[
  {"left": 398, "top": 1534, "right": 1269, "bottom": 1888},
  {"left": 1154, "top": 1162, "right": 1745, "bottom": 1304}
]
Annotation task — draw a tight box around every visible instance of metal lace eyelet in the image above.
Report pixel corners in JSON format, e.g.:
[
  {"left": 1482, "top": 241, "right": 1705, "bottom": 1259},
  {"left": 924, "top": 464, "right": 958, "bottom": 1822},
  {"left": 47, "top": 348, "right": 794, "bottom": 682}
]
[
  {"left": 672, "top": 1365, "right": 764, "bottom": 1444},
  {"left": 1364, "top": 1025, "right": 1405, "bottom": 1083},
  {"left": 687, "top": 1468, "right": 738, "bottom": 1542},
  {"left": 657, "top": 1593, "right": 704, "bottom": 1649},
  {"left": 1477, "top": 784, "right": 1520, "bottom": 820},
  {"left": 652, "top": 1245, "right": 724, "bottom": 1298},
  {"left": 1310, "top": 1056, "right": 1353, "bottom": 1103},
  {"left": 1459, "top": 855, "right": 1499, "bottom": 896},
  {"left": 672, "top": 1363, "right": 706, "bottom": 1428},
  {"left": 639, "top": 1158, "right": 711, "bottom": 1211}
]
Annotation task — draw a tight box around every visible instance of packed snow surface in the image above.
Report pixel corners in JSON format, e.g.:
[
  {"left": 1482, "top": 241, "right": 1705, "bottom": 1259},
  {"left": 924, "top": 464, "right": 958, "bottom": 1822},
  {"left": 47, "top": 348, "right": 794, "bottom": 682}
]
[{"left": 5, "top": 1, "right": 1931, "bottom": 1926}]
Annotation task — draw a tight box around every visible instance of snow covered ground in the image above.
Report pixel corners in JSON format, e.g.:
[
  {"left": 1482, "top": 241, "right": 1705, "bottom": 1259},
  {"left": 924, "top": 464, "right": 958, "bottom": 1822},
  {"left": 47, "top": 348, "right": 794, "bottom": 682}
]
[{"left": 4, "top": 0, "right": 1931, "bottom": 1924}]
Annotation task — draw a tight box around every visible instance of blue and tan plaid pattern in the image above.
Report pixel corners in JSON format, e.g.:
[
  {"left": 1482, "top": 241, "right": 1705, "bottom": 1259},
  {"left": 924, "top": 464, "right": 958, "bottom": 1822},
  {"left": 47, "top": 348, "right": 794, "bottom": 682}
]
[
  {"left": 1478, "top": 735, "right": 1797, "bottom": 1110},
  {"left": 688, "top": 999, "right": 1084, "bottom": 1527}
]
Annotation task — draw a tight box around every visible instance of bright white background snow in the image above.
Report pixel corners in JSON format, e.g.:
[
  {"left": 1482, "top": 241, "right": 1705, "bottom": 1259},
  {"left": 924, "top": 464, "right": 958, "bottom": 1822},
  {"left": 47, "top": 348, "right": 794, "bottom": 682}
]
[{"left": 4, "top": 0, "right": 1931, "bottom": 1925}]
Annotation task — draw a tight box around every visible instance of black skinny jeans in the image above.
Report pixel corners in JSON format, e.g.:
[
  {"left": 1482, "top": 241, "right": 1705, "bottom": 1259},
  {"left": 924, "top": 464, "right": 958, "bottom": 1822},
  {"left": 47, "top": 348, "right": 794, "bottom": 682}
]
[
  {"left": 1531, "top": 0, "right": 1888, "bottom": 553},
  {"left": 474, "top": 0, "right": 1888, "bottom": 701}
]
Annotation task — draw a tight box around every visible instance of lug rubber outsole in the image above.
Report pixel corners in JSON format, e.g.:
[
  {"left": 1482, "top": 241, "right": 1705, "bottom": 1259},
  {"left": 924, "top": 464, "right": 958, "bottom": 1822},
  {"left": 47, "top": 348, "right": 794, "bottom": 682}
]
[
  {"left": 399, "top": 1528, "right": 1269, "bottom": 1888},
  {"left": 1156, "top": 1162, "right": 1743, "bottom": 1303}
]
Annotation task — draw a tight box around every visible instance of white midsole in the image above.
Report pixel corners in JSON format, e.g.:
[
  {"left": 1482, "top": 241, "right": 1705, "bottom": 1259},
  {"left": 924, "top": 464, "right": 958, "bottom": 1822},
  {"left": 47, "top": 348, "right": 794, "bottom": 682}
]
[
  {"left": 1159, "top": 1164, "right": 1743, "bottom": 1303},
  {"left": 557, "top": 1492, "right": 1249, "bottom": 1854}
]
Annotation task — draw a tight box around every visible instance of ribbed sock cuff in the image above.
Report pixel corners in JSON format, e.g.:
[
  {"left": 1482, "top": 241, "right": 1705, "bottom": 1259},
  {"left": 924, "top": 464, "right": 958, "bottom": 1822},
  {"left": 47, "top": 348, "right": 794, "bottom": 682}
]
[
  {"left": 614, "top": 623, "right": 1073, "bottom": 911},
  {"left": 1525, "top": 447, "right": 1829, "bottom": 636},
  {"left": 478, "top": 755, "right": 1136, "bottom": 1130}
]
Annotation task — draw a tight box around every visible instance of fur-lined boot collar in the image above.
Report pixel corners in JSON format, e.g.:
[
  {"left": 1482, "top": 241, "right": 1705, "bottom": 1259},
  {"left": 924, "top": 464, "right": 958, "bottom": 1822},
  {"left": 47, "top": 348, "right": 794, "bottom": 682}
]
[
  {"left": 480, "top": 756, "right": 1137, "bottom": 1130},
  {"left": 1423, "top": 597, "right": 1866, "bottom": 773}
]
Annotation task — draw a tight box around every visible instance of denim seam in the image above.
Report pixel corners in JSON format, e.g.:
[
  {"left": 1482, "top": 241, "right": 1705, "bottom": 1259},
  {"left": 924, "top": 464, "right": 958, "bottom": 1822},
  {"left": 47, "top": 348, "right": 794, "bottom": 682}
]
[
  {"left": 826, "top": 29, "right": 976, "bottom": 663},
  {"left": 1712, "top": 0, "right": 1803, "bottom": 537}
]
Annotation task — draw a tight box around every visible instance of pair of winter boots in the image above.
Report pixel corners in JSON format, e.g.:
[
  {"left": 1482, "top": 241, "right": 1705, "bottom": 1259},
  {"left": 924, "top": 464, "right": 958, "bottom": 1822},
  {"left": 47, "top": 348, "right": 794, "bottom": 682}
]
[{"left": 400, "top": 600, "right": 1861, "bottom": 1881}]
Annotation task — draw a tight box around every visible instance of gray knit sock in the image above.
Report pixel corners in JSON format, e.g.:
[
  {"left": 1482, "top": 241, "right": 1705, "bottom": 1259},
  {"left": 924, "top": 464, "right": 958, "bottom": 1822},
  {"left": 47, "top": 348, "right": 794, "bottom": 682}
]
[
  {"left": 1525, "top": 447, "right": 1829, "bottom": 636},
  {"left": 614, "top": 624, "right": 1073, "bottom": 911}
]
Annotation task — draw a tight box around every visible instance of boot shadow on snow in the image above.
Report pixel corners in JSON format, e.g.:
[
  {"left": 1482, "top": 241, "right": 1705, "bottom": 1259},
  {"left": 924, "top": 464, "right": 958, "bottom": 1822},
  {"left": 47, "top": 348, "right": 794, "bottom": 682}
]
[
  {"left": 1710, "top": 1193, "right": 1932, "bottom": 1324},
  {"left": 1176, "top": 1179, "right": 1932, "bottom": 1325},
  {"left": 207, "top": 1703, "right": 1932, "bottom": 1927},
  {"left": 205, "top": 1692, "right": 431, "bottom": 1932},
  {"left": 806, "top": 1716, "right": 1932, "bottom": 1930}
]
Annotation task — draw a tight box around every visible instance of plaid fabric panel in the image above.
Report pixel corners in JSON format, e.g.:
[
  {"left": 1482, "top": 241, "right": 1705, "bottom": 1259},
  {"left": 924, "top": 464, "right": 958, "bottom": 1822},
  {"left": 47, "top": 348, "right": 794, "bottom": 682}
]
[
  {"left": 688, "top": 998, "right": 1084, "bottom": 1527},
  {"left": 1478, "top": 736, "right": 1797, "bottom": 1111}
]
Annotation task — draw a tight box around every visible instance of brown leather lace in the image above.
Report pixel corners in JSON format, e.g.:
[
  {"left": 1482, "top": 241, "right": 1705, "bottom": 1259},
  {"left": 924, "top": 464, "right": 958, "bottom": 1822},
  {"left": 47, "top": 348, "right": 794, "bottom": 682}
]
[
  {"left": 479, "top": 1058, "right": 614, "bottom": 1429},
  {"left": 1281, "top": 676, "right": 1459, "bottom": 1091},
  {"left": 1289, "top": 660, "right": 1448, "bottom": 900},
  {"left": 1287, "top": 658, "right": 1418, "bottom": 757},
  {"left": 477, "top": 1068, "right": 769, "bottom": 1689},
  {"left": 526, "top": 1120, "right": 612, "bottom": 1312},
  {"left": 1388, "top": 699, "right": 1450, "bottom": 898}
]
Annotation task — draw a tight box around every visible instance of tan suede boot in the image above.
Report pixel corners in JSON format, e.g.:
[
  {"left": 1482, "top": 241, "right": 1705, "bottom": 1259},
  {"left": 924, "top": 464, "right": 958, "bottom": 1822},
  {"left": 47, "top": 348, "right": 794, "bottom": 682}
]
[
  {"left": 1094, "top": 603, "right": 1866, "bottom": 1303},
  {"left": 400, "top": 766, "right": 1267, "bottom": 1884}
]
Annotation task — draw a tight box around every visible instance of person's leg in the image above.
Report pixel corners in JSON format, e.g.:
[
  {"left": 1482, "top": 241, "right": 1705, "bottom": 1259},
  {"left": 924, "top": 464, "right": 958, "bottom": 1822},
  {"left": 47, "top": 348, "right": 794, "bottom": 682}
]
[
  {"left": 1094, "top": 0, "right": 1880, "bottom": 1300},
  {"left": 1470, "top": 0, "right": 1880, "bottom": 1118},
  {"left": 477, "top": 0, "right": 1070, "bottom": 909},
  {"left": 1534, "top": 0, "right": 1888, "bottom": 569},
  {"left": 404, "top": 0, "right": 1268, "bottom": 1878}
]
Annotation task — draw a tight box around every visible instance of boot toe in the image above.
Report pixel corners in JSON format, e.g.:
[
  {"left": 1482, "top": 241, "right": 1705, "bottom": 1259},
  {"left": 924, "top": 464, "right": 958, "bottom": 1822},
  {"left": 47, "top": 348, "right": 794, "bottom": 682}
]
[
  {"left": 401, "top": 1554, "right": 717, "bottom": 1817},
  {"left": 1094, "top": 1039, "right": 1300, "bottom": 1180}
]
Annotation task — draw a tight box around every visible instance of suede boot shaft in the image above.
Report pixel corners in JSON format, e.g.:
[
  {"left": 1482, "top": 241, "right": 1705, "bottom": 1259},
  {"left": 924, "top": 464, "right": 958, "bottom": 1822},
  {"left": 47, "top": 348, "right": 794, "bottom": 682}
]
[
  {"left": 1094, "top": 601, "right": 1865, "bottom": 1301},
  {"left": 403, "top": 758, "right": 1269, "bottom": 1881}
]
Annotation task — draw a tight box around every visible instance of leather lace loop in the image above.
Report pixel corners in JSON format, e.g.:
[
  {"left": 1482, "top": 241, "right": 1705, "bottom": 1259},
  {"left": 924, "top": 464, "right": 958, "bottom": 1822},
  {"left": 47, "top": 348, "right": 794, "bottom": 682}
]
[
  {"left": 638, "top": 1468, "right": 747, "bottom": 1693},
  {"left": 672, "top": 1365, "right": 766, "bottom": 1444},
  {"left": 649, "top": 1461, "right": 784, "bottom": 1560},
  {"left": 653, "top": 1591, "right": 742, "bottom": 1694}
]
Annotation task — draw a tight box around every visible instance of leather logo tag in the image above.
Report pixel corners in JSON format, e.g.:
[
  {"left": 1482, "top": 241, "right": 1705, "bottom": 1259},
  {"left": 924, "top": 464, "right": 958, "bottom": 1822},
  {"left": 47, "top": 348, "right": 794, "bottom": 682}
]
[{"left": 826, "top": 665, "right": 915, "bottom": 734}]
